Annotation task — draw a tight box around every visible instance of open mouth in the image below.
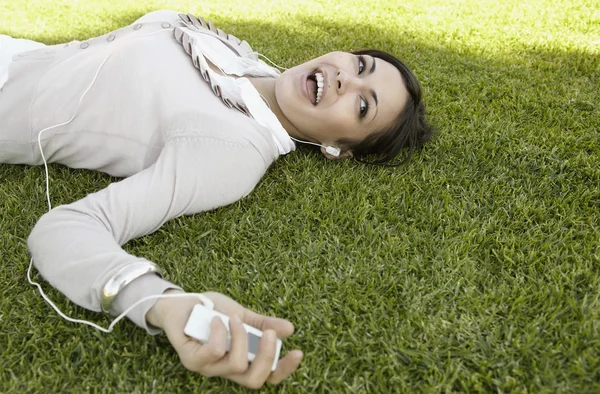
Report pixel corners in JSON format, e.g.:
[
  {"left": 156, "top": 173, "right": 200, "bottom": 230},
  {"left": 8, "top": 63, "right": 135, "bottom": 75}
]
[{"left": 306, "top": 69, "right": 324, "bottom": 106}]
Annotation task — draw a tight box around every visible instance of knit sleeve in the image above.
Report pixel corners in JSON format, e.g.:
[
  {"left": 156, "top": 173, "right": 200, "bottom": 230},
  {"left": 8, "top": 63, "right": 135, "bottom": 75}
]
[{"left": 27, "top": 136, "right": 267, "bottom": 334}]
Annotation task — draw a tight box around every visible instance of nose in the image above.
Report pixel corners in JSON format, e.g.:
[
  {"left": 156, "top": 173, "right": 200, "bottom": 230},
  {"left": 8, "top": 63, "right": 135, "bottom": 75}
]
[
  {"left": 336, "top": 69, "right": 351, "bottom": 95},
  {"left": 336, "top": 69, "right": 360, "bottom": 95}
]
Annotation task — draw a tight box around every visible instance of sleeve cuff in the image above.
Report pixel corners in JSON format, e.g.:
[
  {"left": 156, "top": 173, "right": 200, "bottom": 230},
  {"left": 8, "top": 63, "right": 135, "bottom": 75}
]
[{"left": 111, "top": 273, "right": 182, "bottom": 335}]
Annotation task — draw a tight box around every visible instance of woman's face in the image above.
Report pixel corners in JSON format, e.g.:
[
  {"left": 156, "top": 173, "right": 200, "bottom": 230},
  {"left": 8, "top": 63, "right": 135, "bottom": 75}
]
[{"left": 274, "top": 52, "right": 409, "bottom": 149}]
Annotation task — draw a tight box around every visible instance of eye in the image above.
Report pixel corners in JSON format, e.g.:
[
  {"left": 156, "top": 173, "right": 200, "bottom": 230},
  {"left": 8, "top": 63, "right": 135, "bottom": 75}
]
[
  {"left": 359, "top": 97, "right": 369, "bottom": 118},
  {"left": 358, "top": 55, "right": 366, "bottom": 75}
]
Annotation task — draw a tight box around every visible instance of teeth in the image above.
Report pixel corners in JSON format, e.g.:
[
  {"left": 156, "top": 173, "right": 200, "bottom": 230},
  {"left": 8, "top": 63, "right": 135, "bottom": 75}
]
[{"left": 315, "top": 72, "right": 324, "bottom": 104}]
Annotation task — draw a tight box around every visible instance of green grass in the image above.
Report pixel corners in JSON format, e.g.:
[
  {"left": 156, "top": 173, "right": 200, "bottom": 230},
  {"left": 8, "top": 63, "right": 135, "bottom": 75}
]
[{"left": 1, "top": 0, "right": 599, "bottom": 392}]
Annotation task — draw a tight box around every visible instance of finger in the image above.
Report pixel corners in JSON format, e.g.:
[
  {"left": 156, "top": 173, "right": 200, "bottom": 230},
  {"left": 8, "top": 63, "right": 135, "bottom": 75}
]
[
  {"left": 241, "top": 310, "right": 295, "bottom": 338},
  {"left": 184, "top": 316, "right": 228, "bottom": 373},
  {"left": 201, "top": 314, "right": 249, "bottom": 376},
  {"left": 203, "top": 292, "right": 246, "bottom": 316},
  {"left": 204, "top": 316, "right": 229, "bottom": 361},
  {"left": 224, "top": 315, "right": 250, "bottom": 373},
  {"left": 203, "top": 292, "right": 296, "bottom": 338},
  {"left": 267, "top": 350, "right": 304, "bottom": 385},
  {"left": 227, "top": 329, "right": 278, "bottom": 389}
]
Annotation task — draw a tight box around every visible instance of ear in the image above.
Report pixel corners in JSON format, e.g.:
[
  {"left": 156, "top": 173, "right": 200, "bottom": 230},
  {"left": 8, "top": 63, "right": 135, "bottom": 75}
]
[{"left": 320, "top": 146, "right": 354, "bottom": 160}]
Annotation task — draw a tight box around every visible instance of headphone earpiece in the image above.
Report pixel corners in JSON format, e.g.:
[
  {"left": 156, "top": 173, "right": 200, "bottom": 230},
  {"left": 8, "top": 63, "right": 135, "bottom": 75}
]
[
  {"left": 288, "top": 137, "right": 341, "bottom": 157},
  {"left": 325, "top": 146, "right": 341, "bottom": 157}
]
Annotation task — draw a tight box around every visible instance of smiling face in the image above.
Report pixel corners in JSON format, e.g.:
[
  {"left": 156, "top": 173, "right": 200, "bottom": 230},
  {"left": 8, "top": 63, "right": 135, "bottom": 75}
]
[{"left": 274, "top": 51, "right": 410, "bottom": 150}]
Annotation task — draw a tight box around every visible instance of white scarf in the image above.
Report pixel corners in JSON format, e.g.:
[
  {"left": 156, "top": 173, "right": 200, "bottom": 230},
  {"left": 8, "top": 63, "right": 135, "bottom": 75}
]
[{"left": 173, "top": 14, "right": 295, "bottom": 155}]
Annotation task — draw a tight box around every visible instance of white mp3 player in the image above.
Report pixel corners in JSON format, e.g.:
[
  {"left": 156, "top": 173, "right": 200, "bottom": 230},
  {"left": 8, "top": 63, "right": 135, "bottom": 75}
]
[{"left": 184, "top": 304, "right": 282, "bottom": 371}]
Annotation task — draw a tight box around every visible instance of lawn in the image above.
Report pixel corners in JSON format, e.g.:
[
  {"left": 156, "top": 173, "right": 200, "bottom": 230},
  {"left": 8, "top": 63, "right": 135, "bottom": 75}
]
[{"left": 1, "top": 0, "right": 599, "bottom": 392}]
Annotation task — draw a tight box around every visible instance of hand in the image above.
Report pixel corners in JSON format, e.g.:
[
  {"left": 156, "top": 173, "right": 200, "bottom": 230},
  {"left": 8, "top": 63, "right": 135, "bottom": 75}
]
[{"left": 146, "top": 290, "right": 303, "bottom": 389}]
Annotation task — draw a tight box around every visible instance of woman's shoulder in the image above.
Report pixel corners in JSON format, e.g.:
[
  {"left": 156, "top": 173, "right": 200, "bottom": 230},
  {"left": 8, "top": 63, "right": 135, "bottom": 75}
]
[{"left": 133, "top": 10, "right": 182, "bottom": 25}]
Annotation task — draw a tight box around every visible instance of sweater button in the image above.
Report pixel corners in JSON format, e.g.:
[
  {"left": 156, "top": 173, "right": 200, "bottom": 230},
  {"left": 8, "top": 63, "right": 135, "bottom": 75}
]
[
  {"left": 107, "top": 34, "right": 116, "bottom": 42},
  {"left": 80, "top": 42, "right": 89, "bottom": 49},
  {"left": 161, "top": 22, "right": 171, "bottom": 28},
  {"left": 134, "top": 24, "right": 142, "bottom": 30}
]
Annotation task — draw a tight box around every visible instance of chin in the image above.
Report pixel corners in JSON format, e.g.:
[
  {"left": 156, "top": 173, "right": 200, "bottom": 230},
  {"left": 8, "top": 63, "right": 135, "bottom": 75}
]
[{"left": 275, "top": 77, "right": 302, "bottom": 118}]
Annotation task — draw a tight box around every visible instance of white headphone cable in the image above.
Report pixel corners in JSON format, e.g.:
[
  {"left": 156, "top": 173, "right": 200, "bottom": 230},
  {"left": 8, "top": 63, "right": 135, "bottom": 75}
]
[
  {"left": 251, "top": 52, "right": 288, "bottom": 71},
  {"left": 289, "top": 136, "right": 341, "bottom": 156}
]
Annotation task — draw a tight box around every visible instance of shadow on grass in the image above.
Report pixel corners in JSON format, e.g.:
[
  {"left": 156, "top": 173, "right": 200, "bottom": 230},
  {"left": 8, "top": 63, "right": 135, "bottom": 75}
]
[{"left": 11, "top": 10, "right": 597, "bottom": 188}]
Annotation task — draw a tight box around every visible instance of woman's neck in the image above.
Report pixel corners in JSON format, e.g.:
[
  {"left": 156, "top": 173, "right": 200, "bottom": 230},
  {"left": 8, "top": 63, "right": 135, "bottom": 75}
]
[{"left": 247, "top": 77, "right": 301, "bottom": 139}]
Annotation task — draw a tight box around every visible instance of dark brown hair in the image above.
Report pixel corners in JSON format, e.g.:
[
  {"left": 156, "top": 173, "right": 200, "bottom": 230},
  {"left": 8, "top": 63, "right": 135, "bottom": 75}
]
[{"left": 342, "top": 49, "right": 433, "bottom": 166}]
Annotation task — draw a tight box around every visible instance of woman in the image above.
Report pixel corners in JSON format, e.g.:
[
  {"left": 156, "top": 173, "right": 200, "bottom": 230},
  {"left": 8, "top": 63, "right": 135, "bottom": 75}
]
[{"left": 0, "top": 10, "right": 432, "bottom": 389}]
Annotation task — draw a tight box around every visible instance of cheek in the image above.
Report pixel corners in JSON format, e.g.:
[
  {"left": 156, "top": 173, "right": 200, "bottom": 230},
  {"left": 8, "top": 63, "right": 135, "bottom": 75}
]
[
  {"left": 326, "top": 116, "right": 350, "bottom": 131},
  {"left": 321, "top": 103, "right": 356, "bottom": 132},
  {"left": 311, "top": 114, "right": 359, "bottom": 142}
]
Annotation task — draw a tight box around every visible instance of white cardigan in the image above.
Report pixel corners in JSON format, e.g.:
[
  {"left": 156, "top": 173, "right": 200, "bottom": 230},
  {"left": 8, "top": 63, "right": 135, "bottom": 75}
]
[{"left": 0, "top": 10, "right": 293, "bottom": 333}]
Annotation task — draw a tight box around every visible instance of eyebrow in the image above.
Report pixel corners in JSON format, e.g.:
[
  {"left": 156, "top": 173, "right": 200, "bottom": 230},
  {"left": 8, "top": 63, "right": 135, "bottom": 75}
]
[
  {"left": 369, "top": 89, "right": 379, "bottom": 122},
  {"left": 369, "top": 56, "right": 378, "bottom": 122}
]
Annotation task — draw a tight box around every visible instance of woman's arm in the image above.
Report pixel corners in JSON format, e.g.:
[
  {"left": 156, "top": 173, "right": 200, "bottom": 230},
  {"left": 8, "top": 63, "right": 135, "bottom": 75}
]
[{"left": 27, "top": 135, "right": 266, "bottom": 332}]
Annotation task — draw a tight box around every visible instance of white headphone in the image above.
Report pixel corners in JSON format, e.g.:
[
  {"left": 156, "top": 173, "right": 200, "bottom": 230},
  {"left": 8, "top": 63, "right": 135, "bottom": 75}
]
[
  {"left": 289, "top": 137, "right": 341, "bottom": 157},
  {"left": 325, "top": 146, "right": 341, "bottom": 156}
]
